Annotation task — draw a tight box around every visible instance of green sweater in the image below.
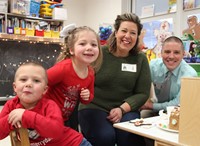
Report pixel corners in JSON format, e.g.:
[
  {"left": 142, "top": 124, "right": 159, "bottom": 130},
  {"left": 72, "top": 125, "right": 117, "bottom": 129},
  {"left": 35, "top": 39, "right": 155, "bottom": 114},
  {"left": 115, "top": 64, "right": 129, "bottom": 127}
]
[{"left": 79, "top": 47, "right": 151, "bottom": 113}]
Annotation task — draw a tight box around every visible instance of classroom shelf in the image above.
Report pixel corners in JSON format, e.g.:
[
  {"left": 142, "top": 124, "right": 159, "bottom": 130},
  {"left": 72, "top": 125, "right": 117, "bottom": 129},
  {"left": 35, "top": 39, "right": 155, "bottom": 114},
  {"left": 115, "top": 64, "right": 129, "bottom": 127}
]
[{"left": 0, "top": 33, "right": 63, "bottom": 44}]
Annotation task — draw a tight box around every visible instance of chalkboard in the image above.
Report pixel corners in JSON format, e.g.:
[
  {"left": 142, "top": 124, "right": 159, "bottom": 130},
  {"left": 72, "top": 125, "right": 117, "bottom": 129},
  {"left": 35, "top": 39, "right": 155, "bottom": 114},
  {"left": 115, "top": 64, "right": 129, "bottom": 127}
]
[{"left": 0, "top": 40, "right": 61, "bottom": 97}]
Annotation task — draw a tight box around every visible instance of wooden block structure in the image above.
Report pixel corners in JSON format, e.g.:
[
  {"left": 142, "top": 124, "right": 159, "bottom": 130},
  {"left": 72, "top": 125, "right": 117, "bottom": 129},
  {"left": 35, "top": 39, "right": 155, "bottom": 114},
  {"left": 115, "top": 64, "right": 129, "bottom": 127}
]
[
  {"left": 10, "top": 128, "right": 30, "bottom": 146},
  {"left": 179, "top": 77, "right": 200, "bottom": 146}
]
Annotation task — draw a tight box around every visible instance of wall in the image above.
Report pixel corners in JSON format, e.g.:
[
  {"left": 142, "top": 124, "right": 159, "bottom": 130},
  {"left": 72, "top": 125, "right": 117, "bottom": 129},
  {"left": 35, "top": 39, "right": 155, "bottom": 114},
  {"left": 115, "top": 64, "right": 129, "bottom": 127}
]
[
  {"left": 131, "top": 0, "right": 200, "bottom": 37},
  {"left": 62, "top": 0, "right": 122, "bottom": 32}
]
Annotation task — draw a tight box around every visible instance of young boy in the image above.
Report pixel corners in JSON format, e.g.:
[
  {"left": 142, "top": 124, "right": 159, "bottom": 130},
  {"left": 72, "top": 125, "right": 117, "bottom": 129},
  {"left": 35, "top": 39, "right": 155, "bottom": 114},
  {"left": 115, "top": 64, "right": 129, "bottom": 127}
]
[{"left": 0, "top": 62, "right": 92, "bottom": 146}]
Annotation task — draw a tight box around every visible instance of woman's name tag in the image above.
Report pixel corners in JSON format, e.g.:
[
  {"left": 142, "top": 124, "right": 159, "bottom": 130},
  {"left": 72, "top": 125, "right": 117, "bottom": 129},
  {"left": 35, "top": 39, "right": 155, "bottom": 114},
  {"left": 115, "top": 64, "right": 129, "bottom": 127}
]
[{"left": 121, "top": 63, "right": 136, "bottom": 72}]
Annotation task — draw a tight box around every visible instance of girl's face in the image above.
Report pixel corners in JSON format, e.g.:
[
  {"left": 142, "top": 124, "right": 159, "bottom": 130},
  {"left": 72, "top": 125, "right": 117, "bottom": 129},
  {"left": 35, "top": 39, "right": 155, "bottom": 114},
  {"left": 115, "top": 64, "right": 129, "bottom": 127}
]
[
  {"left": 13, "top": 65, "right": 48, "bottom": 109},
  {"left": 71, "top": 30, "right": 99, "bottom": 66},
  {"left": 115, "top": 21, "right": 138, "bottom": 57}
]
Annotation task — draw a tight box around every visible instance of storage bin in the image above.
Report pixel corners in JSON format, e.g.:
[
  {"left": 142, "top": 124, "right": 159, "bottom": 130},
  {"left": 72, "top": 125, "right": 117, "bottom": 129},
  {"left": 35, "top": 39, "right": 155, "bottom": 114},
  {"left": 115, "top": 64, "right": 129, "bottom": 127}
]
[
  {"left": 14, "top": 27, "right": 21, "bottom": 34},
  {"left": 9, "top": 0, "right": 30, "bottom": 15},
  {"left": 35, "top": 29, "right": 44, "bottom": 37},
  {"left": 26, "top": 28, "right": 35, "bottom": 36},
  {"left": 51, "top": 31, "right": 59, "bottom": 38},
  {"left": 0, "top": 0, "right": 8, "bottom": 13},
  {"left": 44, "top": 30, "right": 51, "bottom": 38},
  {"left": 20, "top": 28, "right": 26, "bottom": 35},
  {"left": 52, "top": 8, "right": 67, "bottom": 20},
  {"left": 7, "top": 27, "right": 14, "bottom": 34},
  {"left": 30, "top": 0, "right": 40, "bottom": 17}
]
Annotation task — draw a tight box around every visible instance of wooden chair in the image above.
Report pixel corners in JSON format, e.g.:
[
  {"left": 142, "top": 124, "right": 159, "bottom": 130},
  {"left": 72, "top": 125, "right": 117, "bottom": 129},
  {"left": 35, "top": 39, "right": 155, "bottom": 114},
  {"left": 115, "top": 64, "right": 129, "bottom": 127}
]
[{"left": 10, "top": 128, "right": 30, "bottom": 146}]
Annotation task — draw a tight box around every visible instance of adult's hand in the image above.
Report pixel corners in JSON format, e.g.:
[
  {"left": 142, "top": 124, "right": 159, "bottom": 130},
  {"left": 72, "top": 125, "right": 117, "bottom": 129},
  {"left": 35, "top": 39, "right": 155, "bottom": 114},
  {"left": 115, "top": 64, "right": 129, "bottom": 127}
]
[{"left": 107, "top": 107, "right": 123, "bottom": 123}]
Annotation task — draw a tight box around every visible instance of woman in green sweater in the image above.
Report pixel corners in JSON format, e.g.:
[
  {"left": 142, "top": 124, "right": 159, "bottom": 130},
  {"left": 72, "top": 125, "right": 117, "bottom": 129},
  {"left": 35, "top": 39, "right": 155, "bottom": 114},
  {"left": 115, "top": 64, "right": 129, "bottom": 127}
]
[{"left": 78, "top": 13, "right": 151, "bottom": 146}]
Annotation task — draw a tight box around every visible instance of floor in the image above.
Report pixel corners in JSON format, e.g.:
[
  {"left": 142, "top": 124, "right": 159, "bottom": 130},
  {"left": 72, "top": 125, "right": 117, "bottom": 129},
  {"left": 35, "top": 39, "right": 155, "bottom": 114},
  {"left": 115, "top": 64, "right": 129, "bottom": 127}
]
[{"left": 0, "top": 106, "right": 11, "bottom": 146}]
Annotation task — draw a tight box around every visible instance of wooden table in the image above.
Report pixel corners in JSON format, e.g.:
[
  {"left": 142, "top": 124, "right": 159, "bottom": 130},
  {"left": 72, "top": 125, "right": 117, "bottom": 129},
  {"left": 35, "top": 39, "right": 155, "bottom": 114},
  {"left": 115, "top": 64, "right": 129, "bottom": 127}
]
[{"left": 113, "top": 116, "right": 187, "bottom": 146}]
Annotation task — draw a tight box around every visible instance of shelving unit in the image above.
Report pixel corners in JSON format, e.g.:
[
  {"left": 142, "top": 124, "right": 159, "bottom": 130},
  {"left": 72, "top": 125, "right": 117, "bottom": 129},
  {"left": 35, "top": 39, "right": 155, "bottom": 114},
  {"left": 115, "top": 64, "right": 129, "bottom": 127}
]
[
  {"left": 0, "top": 33, "right": 63, "bottom": 44},
  {"left": 0, "top": 10, "right": 64, "bottom": 97},
  {"left": 0, "top": 12, "right": 64, "bottom": 43}
]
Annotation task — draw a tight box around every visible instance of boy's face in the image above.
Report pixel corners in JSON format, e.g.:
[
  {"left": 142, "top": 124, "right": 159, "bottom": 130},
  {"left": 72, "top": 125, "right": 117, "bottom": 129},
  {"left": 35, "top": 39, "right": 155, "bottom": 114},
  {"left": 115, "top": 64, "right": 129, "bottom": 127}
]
[
  {"left": 13, "top": 65, "right": 48, "bottom": 109},
  {"left": 161, "top": 41, "right": 184, "bottom": 71}
]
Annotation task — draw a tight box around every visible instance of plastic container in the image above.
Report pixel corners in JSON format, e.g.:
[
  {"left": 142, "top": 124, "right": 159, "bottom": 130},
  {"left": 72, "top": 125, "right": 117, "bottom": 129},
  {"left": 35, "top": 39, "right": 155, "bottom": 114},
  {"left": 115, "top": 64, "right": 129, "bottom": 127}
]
[
  {"left": 30, "top": 0, "right": 40, "bottom": 17},
  {"left": 9, "top": 0, "right": 30, "bottom": 15}
]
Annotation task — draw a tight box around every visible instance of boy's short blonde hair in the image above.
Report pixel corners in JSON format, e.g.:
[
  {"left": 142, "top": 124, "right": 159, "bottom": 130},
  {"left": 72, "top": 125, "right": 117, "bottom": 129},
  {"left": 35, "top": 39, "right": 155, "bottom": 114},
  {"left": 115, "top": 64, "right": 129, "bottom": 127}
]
[{"left": 14, "top": 61, "right": 48, "bottom": 84}]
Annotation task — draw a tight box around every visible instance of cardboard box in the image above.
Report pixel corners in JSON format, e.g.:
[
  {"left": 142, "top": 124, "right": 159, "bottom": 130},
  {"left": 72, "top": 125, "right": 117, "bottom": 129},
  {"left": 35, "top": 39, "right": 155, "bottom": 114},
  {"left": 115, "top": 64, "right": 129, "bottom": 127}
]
[
  {"left": 52, "top": 8, "right": 67, "bottom": 20},
  {"left": 179, "top": 77, "right": 200, "bottom": 146}
]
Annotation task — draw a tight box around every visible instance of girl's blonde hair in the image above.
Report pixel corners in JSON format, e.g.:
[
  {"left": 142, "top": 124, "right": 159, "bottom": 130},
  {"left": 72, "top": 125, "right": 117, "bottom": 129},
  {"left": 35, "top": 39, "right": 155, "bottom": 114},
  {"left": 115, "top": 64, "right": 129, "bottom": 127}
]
[{"left": 56, "top": 26, "right": 103, "bottom": 72}]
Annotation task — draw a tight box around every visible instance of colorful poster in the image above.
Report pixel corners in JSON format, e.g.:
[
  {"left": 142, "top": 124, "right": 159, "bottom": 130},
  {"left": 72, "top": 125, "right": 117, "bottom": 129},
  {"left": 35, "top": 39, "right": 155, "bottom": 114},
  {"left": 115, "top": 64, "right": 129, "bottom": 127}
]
[
  {"left": 183, "top": 0, "right": 195, "bottom": 10},
  {"left": 182, "top": 14, "right": 200, "bottom": 40},
  {"left": 168, "top": 0, "right": 177, "bottom": 13},
  {"left": 142, "top": 18, "right": 173, "bottom": 58},
  {"left": 141, "top": 4, "right": 154, "bottom": 18},
  {"left": 182, "top": 13, "right": 200, "bottom": 62}
]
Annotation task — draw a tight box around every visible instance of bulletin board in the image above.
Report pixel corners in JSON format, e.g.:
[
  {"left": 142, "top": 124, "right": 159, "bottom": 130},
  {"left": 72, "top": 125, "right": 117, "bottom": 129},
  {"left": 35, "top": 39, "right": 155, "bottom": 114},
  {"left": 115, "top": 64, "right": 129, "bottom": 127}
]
[
  {"left": 134, "top": 0, "right": 170, "bottom": 17},
  {"left": 0, "top": 40, "right": 61, "bottom": 97}
]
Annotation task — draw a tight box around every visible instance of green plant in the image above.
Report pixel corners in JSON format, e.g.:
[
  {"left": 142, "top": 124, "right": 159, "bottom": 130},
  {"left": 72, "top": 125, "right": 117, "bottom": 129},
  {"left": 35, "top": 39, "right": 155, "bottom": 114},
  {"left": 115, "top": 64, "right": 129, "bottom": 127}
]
[{"left": 184, "top": 33, "right": 200, "bottom": 57}]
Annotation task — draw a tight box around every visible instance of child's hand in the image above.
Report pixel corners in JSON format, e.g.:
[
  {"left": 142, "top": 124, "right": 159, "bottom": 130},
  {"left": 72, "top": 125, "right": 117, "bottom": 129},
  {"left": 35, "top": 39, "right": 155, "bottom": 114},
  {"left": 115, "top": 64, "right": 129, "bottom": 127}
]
[
  {"left": 8, "top": 108, "right": 25, "bottom": 128},
  {"left": 80, "top": 88, "right": 90, "bottom": 101}
]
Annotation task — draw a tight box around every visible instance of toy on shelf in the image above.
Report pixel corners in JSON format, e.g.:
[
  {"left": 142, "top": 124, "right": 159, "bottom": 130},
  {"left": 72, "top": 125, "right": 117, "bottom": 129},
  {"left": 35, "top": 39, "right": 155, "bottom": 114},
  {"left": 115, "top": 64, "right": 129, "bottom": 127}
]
[
  {"left": 98, "top": 24, "right": 112, "bottom": 45},
  {"left": 30, "top": 0, "right": 41, "bottom": 17},
  {"left": 182, "top": 33, "right": 200, "bottom": 63},
  {"left": 39, "top": 0, "right": 63, "bottom": 18},
  {"left": 182, "top": 15, "right": 200, "bottom": 41}
]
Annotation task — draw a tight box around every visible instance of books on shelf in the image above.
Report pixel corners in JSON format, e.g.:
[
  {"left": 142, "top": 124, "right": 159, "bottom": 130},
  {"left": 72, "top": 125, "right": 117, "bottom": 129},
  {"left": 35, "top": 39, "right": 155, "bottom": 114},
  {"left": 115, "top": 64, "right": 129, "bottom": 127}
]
[{"left": 0, "top": 15, "right": 5, "bottom": 33}]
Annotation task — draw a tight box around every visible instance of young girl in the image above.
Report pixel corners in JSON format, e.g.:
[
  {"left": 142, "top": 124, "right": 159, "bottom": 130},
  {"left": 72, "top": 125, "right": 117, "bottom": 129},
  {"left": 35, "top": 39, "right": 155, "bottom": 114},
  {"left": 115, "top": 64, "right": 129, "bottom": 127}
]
[
  {"left": 44, "top": 25, "right": 103, "bottom": 130},
  {"left": 0, "top": 62, "right": 92, "bottom": 146}
]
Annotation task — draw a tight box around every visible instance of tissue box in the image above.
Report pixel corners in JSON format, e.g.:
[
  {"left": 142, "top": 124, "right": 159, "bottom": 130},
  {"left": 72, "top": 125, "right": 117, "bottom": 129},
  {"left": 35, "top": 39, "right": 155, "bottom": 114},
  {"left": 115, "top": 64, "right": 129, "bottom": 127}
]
[{"left": 52, "top": 8, "right": 67, "bottom": 20}]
